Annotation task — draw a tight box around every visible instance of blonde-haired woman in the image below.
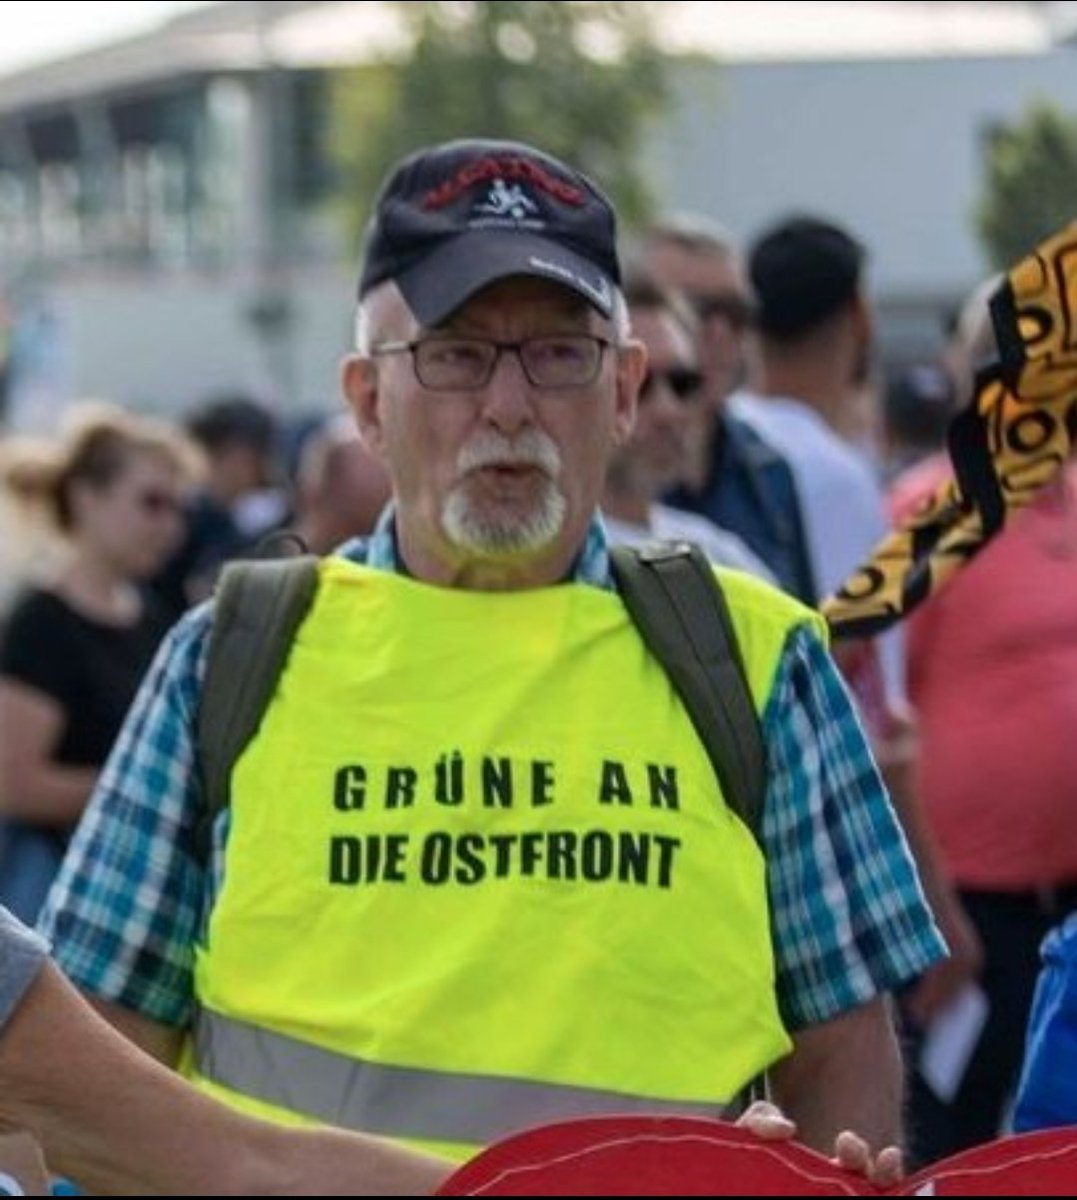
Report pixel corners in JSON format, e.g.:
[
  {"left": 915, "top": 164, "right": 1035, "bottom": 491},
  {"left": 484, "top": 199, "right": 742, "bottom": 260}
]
[
  {"left": 0, "top": 406, "right": 199, "bottom": 921},
  {"left": 0, "top": 436, "right": 64, "bottom": 619}
]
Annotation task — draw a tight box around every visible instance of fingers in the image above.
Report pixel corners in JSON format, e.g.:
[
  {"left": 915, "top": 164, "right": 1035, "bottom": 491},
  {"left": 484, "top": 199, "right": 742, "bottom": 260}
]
[
  {"left": 832, "top": 1130, "right": 871, "bottom": 1175},
  {"left": 870, "top": 1146, "right": 905, "bottom": 1189},
  {"left": 905, "top": 965, "right": 956, "bottom": 1028},
  {"left": 735, "top": 1101, "right": 797, "bottom": 1141},
  {"left": 905, "top": 943, "right": 981, "bottom": 1027},
  {"left": 736, "top": 1108, "right": 905, "bottom": 1187},
  {"left": 832, "top": 1133, "right": 906, "bottom": 1187}
]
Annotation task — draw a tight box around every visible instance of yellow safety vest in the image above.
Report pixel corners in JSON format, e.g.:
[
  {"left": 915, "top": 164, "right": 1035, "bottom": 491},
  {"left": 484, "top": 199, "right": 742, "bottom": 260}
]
[{"left": 189, "top": 559, "right": 819, "bottom": 1157}]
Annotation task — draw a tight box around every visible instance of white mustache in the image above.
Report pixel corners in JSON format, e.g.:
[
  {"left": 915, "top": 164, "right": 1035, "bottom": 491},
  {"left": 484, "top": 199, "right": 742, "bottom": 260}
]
[{"left": 456, "top": 431, "right": 562, "bottom": 478}]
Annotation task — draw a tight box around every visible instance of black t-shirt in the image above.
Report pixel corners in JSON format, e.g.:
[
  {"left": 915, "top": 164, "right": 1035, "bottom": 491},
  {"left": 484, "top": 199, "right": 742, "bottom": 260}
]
[{"left": 0, "top": 588, "right": 173, "bottom": 768}]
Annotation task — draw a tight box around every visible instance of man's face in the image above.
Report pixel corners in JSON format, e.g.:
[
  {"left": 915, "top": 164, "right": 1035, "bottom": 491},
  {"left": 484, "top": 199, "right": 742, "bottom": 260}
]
[
  {"left": 646, "top": 241, "right": 752, "bottom": 407},
  {"left": 344, "top": 277, "right": 643, "bottom": 585},
  {"left": 612, "top": 307, "right": 703, "bottom": 495}
]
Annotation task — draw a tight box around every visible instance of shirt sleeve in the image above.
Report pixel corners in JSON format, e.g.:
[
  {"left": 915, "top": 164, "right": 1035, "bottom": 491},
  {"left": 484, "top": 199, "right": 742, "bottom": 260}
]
[
  {"left": 0, "top": 904, "right": 49, "bottom": 1031},
  {"left": 762, "top": 624, "right": 946, "bottom": 1031},
  {"left": 1013, "top": 914, "right": 1077, "bottom": 1132},
  {"left": 37, "top": 607, "right": 213, "bottom": 1028},
  {"left": 0, "top": 591, "right": 75, "bottom": 704}
]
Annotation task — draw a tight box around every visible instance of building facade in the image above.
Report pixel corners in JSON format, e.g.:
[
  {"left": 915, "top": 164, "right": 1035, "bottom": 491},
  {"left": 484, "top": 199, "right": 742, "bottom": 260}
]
[{"left": 0, "top": 1, "right": 1073, "bottom": 424}]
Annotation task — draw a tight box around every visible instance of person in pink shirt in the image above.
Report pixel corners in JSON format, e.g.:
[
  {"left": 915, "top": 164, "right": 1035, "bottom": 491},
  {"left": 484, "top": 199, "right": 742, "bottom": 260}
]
[{"left": 891, "top": 442, "right": 1077, "bottom": 1162}]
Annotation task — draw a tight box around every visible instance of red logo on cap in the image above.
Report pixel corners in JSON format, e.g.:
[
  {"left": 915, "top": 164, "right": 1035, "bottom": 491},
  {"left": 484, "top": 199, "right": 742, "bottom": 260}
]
[{"left": 424, "top": 156, "right": 587, "bottom": 211}]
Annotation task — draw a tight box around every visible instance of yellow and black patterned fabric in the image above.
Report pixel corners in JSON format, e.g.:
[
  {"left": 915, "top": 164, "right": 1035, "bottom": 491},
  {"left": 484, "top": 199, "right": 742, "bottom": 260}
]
[{"left": 824, "top": 223, "right": 1077, "bottom": 640}]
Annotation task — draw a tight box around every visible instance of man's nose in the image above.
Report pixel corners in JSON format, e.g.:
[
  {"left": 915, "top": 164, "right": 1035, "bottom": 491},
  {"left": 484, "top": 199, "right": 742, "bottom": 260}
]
[{"left": 478, "top": 349, "right": 536, "bottom": 432}]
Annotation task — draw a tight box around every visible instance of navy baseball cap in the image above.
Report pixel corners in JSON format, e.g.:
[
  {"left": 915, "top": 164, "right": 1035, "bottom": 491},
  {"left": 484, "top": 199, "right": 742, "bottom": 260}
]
[{"left": 358, "top": 138, "right": 621, "bottom": 326}]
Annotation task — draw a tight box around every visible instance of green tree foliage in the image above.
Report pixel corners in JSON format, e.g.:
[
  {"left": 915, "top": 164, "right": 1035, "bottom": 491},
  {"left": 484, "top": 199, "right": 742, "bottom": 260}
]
[
  {"left": 976, "top": 102, "right": 1077, "bottom": 270},
  {"left": 329, "top": 1, "right": 670, "bottom": 241}
]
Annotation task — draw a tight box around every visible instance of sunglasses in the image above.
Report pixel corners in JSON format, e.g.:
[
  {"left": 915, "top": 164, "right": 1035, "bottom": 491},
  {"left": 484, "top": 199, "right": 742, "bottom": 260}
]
[
  {"left": 690, "top": 293, "right": 756, "bottom": 330},
  {"left": 640, "top": 366, "right": 705, "bottom": 404}
]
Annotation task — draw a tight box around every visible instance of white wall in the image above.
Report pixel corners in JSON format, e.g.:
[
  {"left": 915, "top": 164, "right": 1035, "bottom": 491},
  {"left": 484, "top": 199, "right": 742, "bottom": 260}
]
[
  {"left": 9, "top": 47, "right": 1077, "bottom": 422},
  {"left": 1045, "top": 1, "right": 1077, "bottom": 41},
  {"left": 648, "top": 51, "right": 1077, "bottom": 307},
  {"left": 6, "top": 262, "right": 358, "bottom": 429}
]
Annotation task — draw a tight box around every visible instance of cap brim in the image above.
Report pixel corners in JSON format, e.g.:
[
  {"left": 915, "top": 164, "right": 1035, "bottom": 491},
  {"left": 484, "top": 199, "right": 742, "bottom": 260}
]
[{"left": 395, "top": 230, "right": 616, "bottom": 327}]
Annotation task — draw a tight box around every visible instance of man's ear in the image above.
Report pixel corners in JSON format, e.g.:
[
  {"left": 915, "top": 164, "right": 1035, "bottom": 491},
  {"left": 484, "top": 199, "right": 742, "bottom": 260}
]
[
  {"left": 613, "top": 339, "right": 647, "bottom": 447},
  {"left": 341, "top": 356, "right": 386, "bottom": 458},
  {"left": 848, "top": 294, "right": 876, "bottom": 386}
]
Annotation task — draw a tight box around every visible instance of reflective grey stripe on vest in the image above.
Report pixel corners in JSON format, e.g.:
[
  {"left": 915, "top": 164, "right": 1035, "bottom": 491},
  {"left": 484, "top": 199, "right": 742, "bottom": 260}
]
[{"left": 194, "top": 1009, "right": 732, "bottom": 1144}]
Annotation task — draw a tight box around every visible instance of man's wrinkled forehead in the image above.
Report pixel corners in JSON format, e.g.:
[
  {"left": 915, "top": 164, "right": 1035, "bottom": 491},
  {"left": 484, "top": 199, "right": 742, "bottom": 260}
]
[
  {"left": 630, "top": 304, "right": 699, "bottom": 365},
  {"left": 650, "top": 239, "right": 749, "bottom": 297}
]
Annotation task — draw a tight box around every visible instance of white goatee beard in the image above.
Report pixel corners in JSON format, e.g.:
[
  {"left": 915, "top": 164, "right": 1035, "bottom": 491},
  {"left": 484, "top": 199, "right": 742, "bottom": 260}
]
[{"left": 442, "top": 430, "right": 567, "bottom": 557}]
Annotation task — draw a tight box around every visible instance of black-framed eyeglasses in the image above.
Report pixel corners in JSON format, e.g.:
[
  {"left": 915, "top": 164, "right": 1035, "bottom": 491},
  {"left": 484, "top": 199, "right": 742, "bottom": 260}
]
[
  {"left": 370, "top": 335, "right": 614, "bottom": 392},
  {"left": 640, "top": 366, "right": 705, "bottom": 404},
  {"left": 689, "top": 292, "right": 756, "bottom": 331}
]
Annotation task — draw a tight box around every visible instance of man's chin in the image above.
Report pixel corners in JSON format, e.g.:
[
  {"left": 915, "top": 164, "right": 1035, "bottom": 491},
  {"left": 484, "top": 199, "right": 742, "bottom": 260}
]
[
  {"left": 445, "top": 523, "right": 560, "bottom": 559},
  {"left": 442, "top": 497, "right": 567, "bottom": 559}
]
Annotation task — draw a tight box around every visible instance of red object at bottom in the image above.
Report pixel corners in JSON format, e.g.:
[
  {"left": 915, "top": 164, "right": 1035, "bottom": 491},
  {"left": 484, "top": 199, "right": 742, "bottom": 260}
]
[{"left": 437, "top": 1116, "right": 1077, "bottom": 1196}]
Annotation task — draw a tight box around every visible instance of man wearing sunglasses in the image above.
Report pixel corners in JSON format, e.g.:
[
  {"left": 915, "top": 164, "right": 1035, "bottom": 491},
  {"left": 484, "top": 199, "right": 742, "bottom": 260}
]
[
  {"left": 601, "top": 270, "right": 773, "bottom": 579},
  {"left": 41, "top": 139, "right": 941, "bottom": 1187},
  {"left": 644, "top": 217, "right": 817, "bottom": 604}
]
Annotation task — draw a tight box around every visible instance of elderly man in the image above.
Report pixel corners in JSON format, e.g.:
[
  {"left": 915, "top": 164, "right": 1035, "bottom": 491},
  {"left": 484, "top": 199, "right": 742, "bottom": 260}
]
[
  {"left": 41, "top": 139, "right": 941, "bottom": 1182},
  {"left": 645, "top": 216, "right": 817, "bottom": 603},
  {"left": 601, "top": 268, "right": 772, "bottom": 578}
]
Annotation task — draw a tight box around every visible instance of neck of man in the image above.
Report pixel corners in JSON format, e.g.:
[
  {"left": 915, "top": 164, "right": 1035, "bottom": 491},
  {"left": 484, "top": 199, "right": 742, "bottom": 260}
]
[
  {"left": 396, "top": 524, "right": 582, "bottom": 592},
  {"left": 750, "top": 341, "right": 856, "bottom": 436}
]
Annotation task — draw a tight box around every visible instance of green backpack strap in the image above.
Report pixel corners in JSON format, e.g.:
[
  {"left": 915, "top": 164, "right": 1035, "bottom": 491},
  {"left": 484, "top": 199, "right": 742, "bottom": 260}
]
[
  {"left": 609, "top": 541, "right": 766, "bottom": 842},
  {"left": 195, "top": 557, "right": 320, "bottom": 859}
]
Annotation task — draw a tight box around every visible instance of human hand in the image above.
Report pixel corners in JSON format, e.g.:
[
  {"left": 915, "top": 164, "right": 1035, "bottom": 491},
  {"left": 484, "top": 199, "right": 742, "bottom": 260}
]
[
  {"left": 735, "top": 1100, "right": 797, "bottom": 1141},
  {"left": 833, "top": 1129, "right": 905, "bottom": 1189},
  {"left": 904, "top": 894, "right": 983, "bottom": 1029},
  {"left": 736, "top": 1102, "right": 905, "bottom": 1188}
]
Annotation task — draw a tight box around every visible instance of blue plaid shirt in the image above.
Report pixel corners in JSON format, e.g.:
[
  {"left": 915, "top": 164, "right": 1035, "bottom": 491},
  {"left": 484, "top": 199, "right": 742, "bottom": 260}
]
[{"left": 40, "top": 511, "right": 944, "bottom": 1032}]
